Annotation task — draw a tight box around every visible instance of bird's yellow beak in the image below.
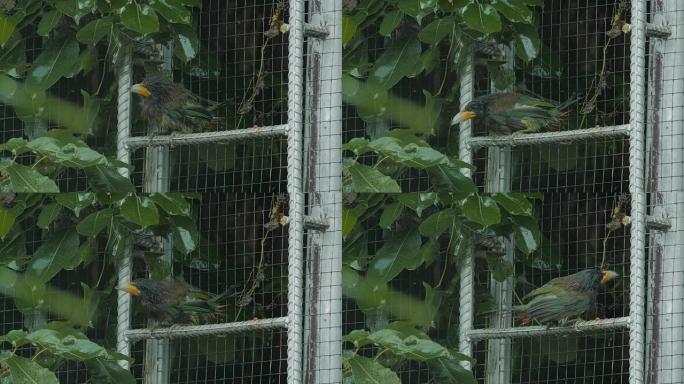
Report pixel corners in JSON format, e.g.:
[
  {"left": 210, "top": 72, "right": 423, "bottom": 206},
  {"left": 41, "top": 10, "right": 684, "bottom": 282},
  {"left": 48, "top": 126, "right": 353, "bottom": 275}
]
[
  {"left": 117, "top": 282, "right": 141, "bottom": 296},
  {"left": 451, "top": 110, "right": 476, "bottom": 125},
  {"left": 601, "top": 270, "right": 619, "bottom": 285},
  {"left": 131, "top": 83, "right": 151, "bottom": 98}
]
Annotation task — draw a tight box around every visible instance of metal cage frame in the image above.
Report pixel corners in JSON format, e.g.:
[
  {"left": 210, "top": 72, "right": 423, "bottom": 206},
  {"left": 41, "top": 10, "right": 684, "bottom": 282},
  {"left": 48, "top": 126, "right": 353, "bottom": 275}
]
[
  {"left": 114, "top": 1, "right": 342, "bottom": 383},
  {"left": 457, "top": 1, "right": 661, "bottom": 383}
]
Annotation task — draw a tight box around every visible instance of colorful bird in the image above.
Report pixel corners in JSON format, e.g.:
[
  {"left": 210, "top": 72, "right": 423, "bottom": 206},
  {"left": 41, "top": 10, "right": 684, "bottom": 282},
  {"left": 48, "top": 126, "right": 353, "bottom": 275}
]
[
  {"left": 513, "top": 269, "right": 618, "bottom": 326},
  {"left": 451, "top": 92, "right": 576, "bottom": 136},
  {"left": 120, "top": 278, "right": 226, "bottom": 325},
  {"left": 130, "top": 74, "right": 222, "bottom": 134}
]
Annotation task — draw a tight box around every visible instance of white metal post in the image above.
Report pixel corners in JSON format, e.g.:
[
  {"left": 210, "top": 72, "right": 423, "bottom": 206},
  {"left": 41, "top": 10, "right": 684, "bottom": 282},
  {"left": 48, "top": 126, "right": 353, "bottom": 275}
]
[
  {"left": 142, "top": 44, "right": 173, "bottom": 384},
  {"left": 645, "top": 1, "right": 683, "bottom": 383},
  {"left": 458, "top": 53, "right": 475, "bottom": 369},
  {"left": 115, "top": 47, "right": 133, "bottom": 369},
  {"left": 485, "top": 45, "right": 514, "bottom": 384},
  {"left": 287, "top": 0, "right": 306, "bottom": 383},
  {"left": 303, "top": 1, "right": 343, "bottom": 383}
]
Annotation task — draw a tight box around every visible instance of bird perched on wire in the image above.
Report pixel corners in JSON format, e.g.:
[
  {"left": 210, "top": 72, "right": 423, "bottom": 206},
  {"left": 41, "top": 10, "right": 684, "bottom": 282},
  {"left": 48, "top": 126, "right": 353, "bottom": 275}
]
[
  {"left": 451, "top": 92, "right": 578, "bottom": 136},
  {"left": 130, "top": 74, "right": 223, "bottom": 135},
  {"left": 120, "top": 278, "right": 227, "bottom": 325},
  {"left": 513, "top": 268, "right": 618, "bottom": 326}
]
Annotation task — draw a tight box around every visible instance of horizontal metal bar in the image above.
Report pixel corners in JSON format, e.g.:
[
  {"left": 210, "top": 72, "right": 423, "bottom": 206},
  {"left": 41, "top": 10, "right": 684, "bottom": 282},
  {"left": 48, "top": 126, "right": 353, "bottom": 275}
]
[
  {"left": 646, "top": 215, "right": 671, "bottom": 231},
  {"left": 304, "top": 215, "right": 329, "bottom": 231},
  {"left": 125, "top": 317, "right": 288, "bottom": 342},
  {"left": 466, "top": 317, "right": 629, "bottom": 341},
  {"left": 646, "top": 22, "right": 671, "bottom": 38},
  {"left": 467, "top": 125, "right": 630, "bottom": 149},
  {"left": 304, "top": 23, "right": 329, "bottom": 38},
  {"left": 124, "top": 125, "right": 288, "bottom": 149}
]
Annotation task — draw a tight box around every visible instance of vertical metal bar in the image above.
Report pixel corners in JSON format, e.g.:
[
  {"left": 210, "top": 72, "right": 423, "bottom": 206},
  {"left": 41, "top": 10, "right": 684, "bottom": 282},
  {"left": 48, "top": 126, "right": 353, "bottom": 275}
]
[
  {"left": 485, "top": 45, "right": 514, "bottom": 384},
  {"left": 287, "top": 0, "right": 306, "bottom": 383},
  {"left": 644, "top": 2, "right": 684, "bottom": 384},
  {"left": 143, "top": 44, "right": 173, "bottom": 384},
  {"left": 115, "top": 47, "right": 133, "bottom": 369},
  {"left": 303, "top": 1, "right": 343, "bottom": 383},
  {"left": 629, "top": 0, "right": 647, "bottom": 383},
  {"left": 458, "top": 53, "right": 475, "bottom": 369}
]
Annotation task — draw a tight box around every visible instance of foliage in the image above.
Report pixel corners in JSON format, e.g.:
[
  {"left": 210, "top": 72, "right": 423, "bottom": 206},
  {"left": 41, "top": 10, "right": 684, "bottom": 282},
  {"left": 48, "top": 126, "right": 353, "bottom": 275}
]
[
  {"left": 0, "top": 322, "right": 134, "bottom": 383},
  {"left": 342, "top": 0, "right": 546, "bottom": 381}
]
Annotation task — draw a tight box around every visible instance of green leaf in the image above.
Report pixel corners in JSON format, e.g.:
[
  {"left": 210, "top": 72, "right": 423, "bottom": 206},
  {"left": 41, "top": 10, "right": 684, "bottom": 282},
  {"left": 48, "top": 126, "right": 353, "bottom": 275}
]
[
  {"left": 342, "top": 14, "right": 358, "bottom": 46},
  {"left": 37, "top": 10, "right": 62, "bottom": 37},
  {"left": 369, "top": 36, "right": 422, "bottom": 90},
  {"left": 55, "top": 0, "right": 87, "bottom": 20},
  {"left": 121, "top": 3, "right": 159, "bottom": 35},
  {"left": 346, "top": 163, "right": 401, "bottom": 193},
  {"left": 366, "top": 329, "right": 450, "bottom": 361},
  {"left": 397, "top": 0, "right": 435, "bottom": 23},
  {"left": 76, "top": 208, "right": 113, "bottom": 237},
  {"left": 0, "top": 14, "right": 17, "bottom": 47},
  {"left": 55, "top": 193, "right": 95, "bottom": 216},
  {"left": 23, "top": 328, "right": 121, "bottom": 361},
  {"left": 85, "top": 164, "right": 135, "bottom": 193},
  {"left": 76, "top": 17, "right": 113, "bottom": 45},
  {"left": 379, "top": 202, "right": 402, "bottom": 229},
  {"left": 367, "top": 229, "right": 422, "bottom": 283},
  {"left": 150, "top": 0, "right": 191, "bottom": 24},
  {"left": 491, "top": 0, "right": 533, "bottom": 24},
  {"left": 418, "top": 16, "right": 454, "bottom": 44},
  {"left": 26, "top": 137, "right": 108, "bottom": 168},
  {"left": 491, "top": 193, "right": 533, "bottom": 215},
  {"left": 37, "top": 203, "right": 61, "bottom": 229},
  {"left": 512, "top": 214, "right": 540, "bottom": 255},
  {"left": 5, "top": 355, "right": 59, "bottom": 384},
  {"left": 169, "top": 215, "right": 198, "bottom": 255},
  {"left": 461, "top": 2, "right": 501, "bottom": 34},
  {"left": 379, "top": 10, "right": 402, "bottom": 36},
  {"left": 26, "top": 229, "right": 81, "bottom": 283},
  {"left": 463, "top": 195, "right": 501, "bottom": 228},
  {"left": 3, "top": 163, "right": 59, "bottom": 192},
  {"left": 120, "top": 195, "right": 159, "bottom": 228},
  {"left": 342, "top": 207, "right": 359, "bottom": 239},
  {"left": 346, "top": 355, "right": 400, "bottom": 384},
  {"left": 428, "top": 163, "right": 477, "bottom": 197},
  {"left": 397, "top": 193, "right": 437, "bottom": 216},
  {"left": 149, "top": 193, "right": 191, "bottom": 216},
  {"left": 171, "top": 23, "right": 199, "bottom": 62},
  {"left": 85, "top": 358, "right": 137, "bottom": 384},
  {"left": 0, "top": 206, "right": 16, "bottom": 240},
  {"left": 419, "top": 208, "right": 455, "bottom": 238},
  {"left": 26, "top": 38, "right": 80, "bottom": 89},
  {"left": 485, "top": 253, "right": 514, "bottom": 282},
  {"left": 429, "top": 357, "right": 478, "bottom": 384},
  {"left": 513, "top": 22, "right": 540, "bottom": 62}
]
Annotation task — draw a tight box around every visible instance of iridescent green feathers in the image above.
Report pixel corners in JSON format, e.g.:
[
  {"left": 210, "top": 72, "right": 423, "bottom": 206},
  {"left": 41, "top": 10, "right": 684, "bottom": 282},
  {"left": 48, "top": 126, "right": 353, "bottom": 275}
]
[
  {"left": 131, "top": 74, "right": 221, "bottom": 134},
  {"left": 451, "top": 92, "right": 578, "bottom": 135}
]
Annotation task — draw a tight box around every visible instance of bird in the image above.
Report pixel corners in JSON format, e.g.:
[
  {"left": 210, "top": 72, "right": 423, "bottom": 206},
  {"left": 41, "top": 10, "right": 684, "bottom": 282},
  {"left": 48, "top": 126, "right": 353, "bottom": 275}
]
[
  {"left": 119, "top": 278, "right": 227, "bottom": 325},
  {"left": 513, "top": 268, "right": 618, "bottom": 326},
  {"left": 451, "top": 92, "right": 577, "bottom": 136},
  {"left": 130, "top": 74, "right": 222, "bottom": 135}
]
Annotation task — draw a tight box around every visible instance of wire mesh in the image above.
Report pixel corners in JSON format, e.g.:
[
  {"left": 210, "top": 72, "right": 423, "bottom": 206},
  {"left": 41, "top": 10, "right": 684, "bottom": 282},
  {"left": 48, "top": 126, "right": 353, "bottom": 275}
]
[
  {"left": 129, "top": 330, "right": 287, "bottom": 383},
  {"left": 462, "top": 1, "right": 641, "bottom": 383}
]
